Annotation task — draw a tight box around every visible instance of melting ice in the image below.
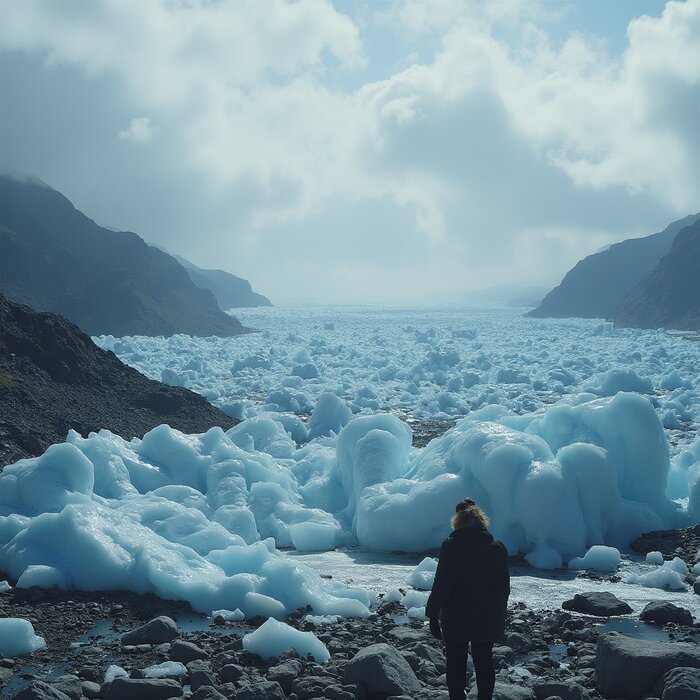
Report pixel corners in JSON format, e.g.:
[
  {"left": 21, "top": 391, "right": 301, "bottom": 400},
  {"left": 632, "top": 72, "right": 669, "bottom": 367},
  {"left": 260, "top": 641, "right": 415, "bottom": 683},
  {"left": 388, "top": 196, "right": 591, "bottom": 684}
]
[{"left": 1, "top": 306, "right": 698, "bottom": 617}]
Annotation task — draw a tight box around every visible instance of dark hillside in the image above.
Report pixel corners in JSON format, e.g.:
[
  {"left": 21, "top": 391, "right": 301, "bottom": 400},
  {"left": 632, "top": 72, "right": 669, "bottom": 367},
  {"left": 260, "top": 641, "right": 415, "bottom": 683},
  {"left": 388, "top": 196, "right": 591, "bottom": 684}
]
[
  {"left": 0, "top": 175, "right": 248, "bottom": 336},
  {"left": 0, "top": 295, "right": 236, "bottom": 467},
  {"left": 612, "top": 220, "right": 700, "bottom": 332},
  {"left": 529, "top": 214, "right": 699, "bottom": 319}
]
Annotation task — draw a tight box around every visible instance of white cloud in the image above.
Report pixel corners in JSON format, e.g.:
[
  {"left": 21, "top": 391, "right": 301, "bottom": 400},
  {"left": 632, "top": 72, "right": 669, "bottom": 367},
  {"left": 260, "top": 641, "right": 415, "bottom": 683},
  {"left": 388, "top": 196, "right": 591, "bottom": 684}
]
[
  {"left": 118, "top": 117, "right": 155, "bottom": 143},
  {"left": 1, "top": 0, "right": 697, "bottom": 302}
]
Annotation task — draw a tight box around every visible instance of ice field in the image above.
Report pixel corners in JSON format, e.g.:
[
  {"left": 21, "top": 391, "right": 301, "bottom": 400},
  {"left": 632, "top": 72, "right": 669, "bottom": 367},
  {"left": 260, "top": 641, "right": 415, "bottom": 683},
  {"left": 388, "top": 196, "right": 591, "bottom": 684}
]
[{"left": 1, "top": 306, "right": 699, "bottom": 624}]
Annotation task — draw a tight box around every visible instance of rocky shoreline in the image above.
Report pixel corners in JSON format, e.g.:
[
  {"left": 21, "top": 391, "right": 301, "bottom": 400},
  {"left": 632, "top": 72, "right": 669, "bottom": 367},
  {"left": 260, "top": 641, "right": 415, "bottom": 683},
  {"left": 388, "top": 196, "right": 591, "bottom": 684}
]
[{"left": 2, "top": 578, "right": 699, "bottom": 700}]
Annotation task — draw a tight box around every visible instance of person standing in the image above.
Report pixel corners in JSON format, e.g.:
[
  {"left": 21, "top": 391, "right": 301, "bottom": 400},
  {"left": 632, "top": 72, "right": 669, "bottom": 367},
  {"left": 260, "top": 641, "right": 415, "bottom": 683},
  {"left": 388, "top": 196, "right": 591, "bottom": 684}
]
[{"left": 426, "top": 498, "right": 510, "bottom": 700}]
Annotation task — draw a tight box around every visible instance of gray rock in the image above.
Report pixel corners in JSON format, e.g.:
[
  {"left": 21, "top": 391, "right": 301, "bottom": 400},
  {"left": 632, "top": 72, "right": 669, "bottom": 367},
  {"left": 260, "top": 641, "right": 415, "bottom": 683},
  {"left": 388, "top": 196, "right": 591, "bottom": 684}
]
[
  {"left": 468, "top": 682, "right": 536, "bottom": 699},
  {"left": 190, "top": 668, "right": 216, "bottom": 691},
  {"left": 324, "top": 685, "right": 356, "bottom": 700},
  {"left": 414, "top": 642, "right": 446, "bottom": 671},
  {"left": 51, "top": 675, "right": 83, "bottom": 700},
  {"left": 503, "top": 631, "right": 534, "bottom": 652},
  {"left": 189, "top": 688, "right": 227, "bottom": 700},
  {"left": 290, "top": 675, "right": 329, "bottom": 699},
  {"left": 12, "top": 680, "right": 72, "bottom": 700},
  {"left": 102, "top": 677, "right": 183, "bottom": 700},
  {"left": 219, "top": 663, "right": 244, "bottom": 683},
  {"left": 343, "top": 643, "right": 421, "bottom": 696},
  {"left": 596, "top": 631, "right": 700, "bottom": 698},
  {"left": 81, "top": 681, "right": 102, "bottom": 699},
  {"left": 387, "top": 626, "right": 427, "bottom": 644},
  {"left": 267, "top": 658, "right": 303, "bottom": 693},
  {"left": 653, "top": 666, "right": 700, "bottom": 700},
  {"left": 640, "top": 601, "right": 694, "bottom": 626},
  {"left": 121, "top": 616, "right": 181, "bottom": 646},
  {"left": 533, "top": 681, "right": 590, "bottom": 700},
  {"left": 562, "top": 592, "right": 632, "bottom": 616},
  {"left": 694, "top": 578, "right": 700, "bottom": 595},
  {"left": 168, "top": 639, "right": 208, "bottom": 663},
  {"left": 235, "top": 680, "right": 286, "bottom": 700}
]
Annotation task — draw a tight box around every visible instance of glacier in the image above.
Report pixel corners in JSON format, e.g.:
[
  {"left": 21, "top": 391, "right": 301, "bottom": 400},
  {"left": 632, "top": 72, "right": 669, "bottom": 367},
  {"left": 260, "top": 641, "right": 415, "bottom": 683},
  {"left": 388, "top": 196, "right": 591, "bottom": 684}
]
[{"left": 0, "top": 305, "right": 698, "bottom": 617}]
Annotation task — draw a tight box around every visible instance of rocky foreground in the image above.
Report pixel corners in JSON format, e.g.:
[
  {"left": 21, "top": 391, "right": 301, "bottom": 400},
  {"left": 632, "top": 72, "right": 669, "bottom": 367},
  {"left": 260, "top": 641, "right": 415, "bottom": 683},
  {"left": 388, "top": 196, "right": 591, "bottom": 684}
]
[{"left": 2, "top": 581, "right": 699, "bottom": 700}]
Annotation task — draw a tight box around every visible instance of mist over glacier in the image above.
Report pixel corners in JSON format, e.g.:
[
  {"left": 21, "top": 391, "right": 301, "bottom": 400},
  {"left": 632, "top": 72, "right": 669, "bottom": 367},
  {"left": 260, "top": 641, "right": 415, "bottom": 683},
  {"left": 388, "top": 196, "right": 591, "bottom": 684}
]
[{"left": 1, "top": 306, "right": 698, "bottom": 618}]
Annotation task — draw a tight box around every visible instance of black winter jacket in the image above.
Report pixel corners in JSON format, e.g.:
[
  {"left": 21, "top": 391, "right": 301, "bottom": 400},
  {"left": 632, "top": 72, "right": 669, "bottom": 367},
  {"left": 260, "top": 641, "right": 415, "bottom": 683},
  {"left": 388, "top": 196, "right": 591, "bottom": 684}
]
[{"left": 425, "top": 525, "right": 510, "bottom": 641}]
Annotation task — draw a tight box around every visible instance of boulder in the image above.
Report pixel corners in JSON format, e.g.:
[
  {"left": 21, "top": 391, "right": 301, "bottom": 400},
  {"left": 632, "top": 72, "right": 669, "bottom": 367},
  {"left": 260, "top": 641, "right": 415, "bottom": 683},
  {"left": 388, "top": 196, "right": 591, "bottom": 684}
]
[
  {"left": 640, "top": 601, "right": 694, "bottom": 626},
  {"left": 653, "top": 666, "right": 700, "bottom": 700},
  {"left": 168, "top": 640, "right": 208, "bottom": 663},
  {"left": 13, "top": 681, "right": 72, "bottom": 700},
  {"left": 51, "top": 675, "right": 82, "bottom": 700},
  {"left": 102, "top": 677, "right": 182, "bottom": 700},
  {"left": 343, "top": 643, "right": 421, "bottom": 696},
  {"left": 596, "top": 632, "right": 700, "bottom": 698},
  {"left": 267, "top": 659, "right": 303, "bottom": 693},
  {"left": 533, "top": 681, "right": 590, "bottom": 700},
  {"left": 121, "top": 616, "right": 181, "bottom": 646},
  {"left": 468, "top": 682, "right": 536, "bottom": 699},
  {"left": 235, "top": 680, "right": 286, "bottom": 700},
  {"left": 562, "top": 592, "right": 632, "bottom": 616},
  {"left": 189, "top": 688, "right": 228, "bottom": 700}
]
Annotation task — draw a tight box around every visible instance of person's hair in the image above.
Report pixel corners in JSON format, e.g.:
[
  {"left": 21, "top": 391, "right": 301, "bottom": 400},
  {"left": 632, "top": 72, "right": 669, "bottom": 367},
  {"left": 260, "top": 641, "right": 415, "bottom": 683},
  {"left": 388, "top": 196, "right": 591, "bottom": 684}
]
[{"left": 451, "top": 498, "right": 490, "bottom": 530}]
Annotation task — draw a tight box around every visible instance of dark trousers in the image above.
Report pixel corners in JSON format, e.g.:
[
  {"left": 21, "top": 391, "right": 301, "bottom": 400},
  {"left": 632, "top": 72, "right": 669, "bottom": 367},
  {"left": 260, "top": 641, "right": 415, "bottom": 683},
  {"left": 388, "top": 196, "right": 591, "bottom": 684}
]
[{"left": 444, "top": 636, "right": 495, "bottom": 700}]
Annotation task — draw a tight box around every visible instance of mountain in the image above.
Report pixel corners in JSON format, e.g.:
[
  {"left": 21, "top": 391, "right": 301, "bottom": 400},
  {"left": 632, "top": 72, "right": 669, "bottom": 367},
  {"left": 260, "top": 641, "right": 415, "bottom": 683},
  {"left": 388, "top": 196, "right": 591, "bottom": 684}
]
[
  {"left": 0, "top": 174, "right": 248, "bottom": 336},
  {"left": 611, "top": 219, "right": 700, "bottom": 332},
  {"left": 173, "top": 254, "right": 272, "bottom": 308},
  {"left": 0, "top": 295, "right": 236, "bottom": 467},
  {"left": 528, "top": 214, "right": 700, "bottom": 319}
]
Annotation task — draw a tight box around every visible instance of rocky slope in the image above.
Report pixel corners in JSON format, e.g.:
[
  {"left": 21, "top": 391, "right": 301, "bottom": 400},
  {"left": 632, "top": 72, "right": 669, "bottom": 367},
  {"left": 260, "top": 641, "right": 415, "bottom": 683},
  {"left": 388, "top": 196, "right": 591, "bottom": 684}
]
[
  {"left": 611, "top": 219, "right": 700, "bottom": 332},
  {"left": 529, "top": 214, "right": 699, "bottom": 320},
  {"left": 0, "top": 174, "right": 248, "bottom": 336},
  {"left": 174, "top": 254, "right": 272, "bottom": 309},
  {"left": 0, "top": 295, "right": 236, "bottom": 467},
  {"left": 1, "top": 582, "right": 697, "bottom": 700}
]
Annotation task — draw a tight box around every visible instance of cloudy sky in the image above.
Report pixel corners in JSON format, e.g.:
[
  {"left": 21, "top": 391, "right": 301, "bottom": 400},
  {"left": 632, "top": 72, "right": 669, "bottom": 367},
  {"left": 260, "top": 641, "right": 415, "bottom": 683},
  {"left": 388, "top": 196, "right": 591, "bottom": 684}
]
[{"left": 1, "top": 0, "right": 698, "bottom": 304}]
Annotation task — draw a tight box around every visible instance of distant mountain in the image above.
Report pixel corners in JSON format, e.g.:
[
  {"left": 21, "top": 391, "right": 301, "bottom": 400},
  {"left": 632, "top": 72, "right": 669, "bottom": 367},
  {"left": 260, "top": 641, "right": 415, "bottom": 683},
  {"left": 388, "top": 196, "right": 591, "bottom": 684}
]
[
  {"left": 611, "top": 219, "right": 700, "bottom": 332},
  {"left": 0, "top": 295, "right": 236, "bottom": 467},
  {"left": 528, "top": 214, "right": 700, "bottom": 319},
  {"left": 0, "top": 174, "right": 248, "bottom": 336},
  {"left": 173, "top": 254, "right": 272, "bottom": 308}
]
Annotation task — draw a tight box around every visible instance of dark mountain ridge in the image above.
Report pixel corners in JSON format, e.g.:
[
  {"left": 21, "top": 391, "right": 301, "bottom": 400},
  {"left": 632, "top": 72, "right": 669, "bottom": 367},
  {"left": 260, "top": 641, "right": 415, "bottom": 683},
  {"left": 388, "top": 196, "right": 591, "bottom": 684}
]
[
  {"left": 529, "top": 214, "right": 699, "bottom": 319},
  {"left": 611, "top": 219, "right": 700, "bottom": 332},
  {"left": 0, "top": 174, "right": 249, "bottom": 336},
  {"left": 0, "top": 294, "right": 237, "bottom": 467},
  {"left": 173, "top": 254, "right": 272, "bottom": 309}
]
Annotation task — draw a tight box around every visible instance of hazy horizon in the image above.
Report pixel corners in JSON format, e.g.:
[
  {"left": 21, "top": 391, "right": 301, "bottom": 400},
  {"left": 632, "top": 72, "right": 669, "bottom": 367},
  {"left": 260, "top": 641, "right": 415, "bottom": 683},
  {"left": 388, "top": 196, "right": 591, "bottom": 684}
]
[{"left": 1, "top": 0, "right": 698, "bottom": 305}]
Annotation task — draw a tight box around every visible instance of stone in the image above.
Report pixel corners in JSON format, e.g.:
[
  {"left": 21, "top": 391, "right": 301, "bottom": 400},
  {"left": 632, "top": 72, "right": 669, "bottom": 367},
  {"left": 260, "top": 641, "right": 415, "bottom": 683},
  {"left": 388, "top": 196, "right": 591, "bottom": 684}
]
[
  {"left": 694, "top": 578, "right": 700, "bottom": 595},
  {"left": 81, "top": 681, "right": 102, "bottom": 699},
  {"left": 51, "top": 675, "right": 83, "bottom": 700},
  {"left": 653, "top": 666, "right": 700, "bottom": 700},
  {"left": 290, "top": 675, "right": 330, "bottom": 699},
  {"left": 267, "top": 658, "right": 303, "bottom": 693},
  {"left": 596, "top": 631, "right": 700, "bottom": 698},
  {"left": 640, "top": 601, "right": 694, "bottom": 626},
  {"left": 503, "top": 631, "right": 534, "bottom": 652},
  {"left": 12, "top": 681, "right": 72, "bottom": 700},
  {"left": 414, "top": 642, "right": 446, "bottom": 671},
  {"left": 235, "top": 680, "right": 286, "bottom": 700},
  {"left": 343, "top": 643, "right": 421, "bottom": 696},
  {"left": 168, "top": 639, "right": 208, "bottom": 663},
  {"left": 324, "top": 685, "right": 356, "bottom": 700},
  {"left": 189, "top": 688, "right": 228, "bottom": 700},
  {"left": 468, "top": 682, "right": 536, "bottom": 700},
  {"left": 533, "top": 681, "right": 591, "bottom": 700},
  {"left": 190, "top": 668, "right": 217, "bottom": 691},
  {"left": 102, "top": 677, "right": 183, "bottom": 700},
  {"left": 219, "top": 663, "right": 244, "bottom": 683},
  {"left": 562, "top": 592, "right": 632, "bottom": 616},
  {"left": 121, "top": 616, "right": 181, "bottom": 646}
]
